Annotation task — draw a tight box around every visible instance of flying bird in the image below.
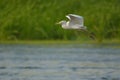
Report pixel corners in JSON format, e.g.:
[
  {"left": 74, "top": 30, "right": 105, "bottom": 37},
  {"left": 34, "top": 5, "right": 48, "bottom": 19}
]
[
  {"left": 57, "top": 14, "right": 95, "bottom": 39},
  {"left": 57, "top": 14, "right": 87, "bottom": 30}
]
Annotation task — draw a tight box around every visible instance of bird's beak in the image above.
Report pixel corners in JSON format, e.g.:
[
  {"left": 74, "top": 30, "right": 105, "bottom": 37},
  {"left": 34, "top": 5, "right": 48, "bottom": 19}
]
[{"left": 56, "top": 22, "right": 60, "bottom": 24}]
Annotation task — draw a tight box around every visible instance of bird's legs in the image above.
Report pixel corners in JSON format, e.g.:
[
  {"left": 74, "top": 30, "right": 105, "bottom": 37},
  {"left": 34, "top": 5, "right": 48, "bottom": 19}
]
[{"left": 78, "top": 29, "right": 96, "bottom": 40}]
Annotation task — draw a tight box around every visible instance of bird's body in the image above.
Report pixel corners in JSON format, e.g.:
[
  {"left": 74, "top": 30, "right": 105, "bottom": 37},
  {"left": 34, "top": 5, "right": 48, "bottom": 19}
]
[
  {"left": 58, "top": 14, "right": 87, "bottom": 30},
  {"left": 57, "top": 14, "right": 96, "bottom": 40}
]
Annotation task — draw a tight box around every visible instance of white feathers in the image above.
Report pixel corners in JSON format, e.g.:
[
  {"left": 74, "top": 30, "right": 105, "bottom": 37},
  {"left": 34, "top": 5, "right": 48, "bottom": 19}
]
[{"left": 57, "top": 14, "right": 87, "bottom": 30}]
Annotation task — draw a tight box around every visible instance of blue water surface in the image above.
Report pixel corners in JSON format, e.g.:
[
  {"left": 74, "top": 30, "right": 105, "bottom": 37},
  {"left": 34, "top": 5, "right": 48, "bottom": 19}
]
[{"left": 0, "top": 44, "right": 120, "bottom": 80}]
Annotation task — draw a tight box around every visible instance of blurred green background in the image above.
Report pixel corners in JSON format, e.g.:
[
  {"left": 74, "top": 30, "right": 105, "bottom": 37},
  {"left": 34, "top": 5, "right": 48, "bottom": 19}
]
[{"left": 0, "top": 0, "right": 120, "bottom": 42}]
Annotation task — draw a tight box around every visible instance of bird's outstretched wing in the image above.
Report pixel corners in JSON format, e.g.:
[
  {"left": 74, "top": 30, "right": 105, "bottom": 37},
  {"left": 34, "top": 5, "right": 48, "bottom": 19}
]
[{"left": 66, "top": 14, "right": 84, "bottom": 26}]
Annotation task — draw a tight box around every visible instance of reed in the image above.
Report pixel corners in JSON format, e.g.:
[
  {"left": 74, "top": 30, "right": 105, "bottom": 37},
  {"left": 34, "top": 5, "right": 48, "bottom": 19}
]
[{"left": 0, "top": 0, "right": 120, "bottom": 42}]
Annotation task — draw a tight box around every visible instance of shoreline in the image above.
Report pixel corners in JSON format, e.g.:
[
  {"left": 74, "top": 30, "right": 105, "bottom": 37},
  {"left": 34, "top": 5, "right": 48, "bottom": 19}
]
[{"left": 0, "top": 39, "right": 120, "bottom": 44}]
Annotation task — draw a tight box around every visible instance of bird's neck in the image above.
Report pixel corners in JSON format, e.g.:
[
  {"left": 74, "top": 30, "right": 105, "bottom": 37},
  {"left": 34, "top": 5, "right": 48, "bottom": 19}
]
[{"left": 62, "top": 21, "right": 69, "bottom": 29}]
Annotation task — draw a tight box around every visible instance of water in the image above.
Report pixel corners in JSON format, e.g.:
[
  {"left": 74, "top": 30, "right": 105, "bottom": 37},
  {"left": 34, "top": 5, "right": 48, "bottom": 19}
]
[{"left": 0, "top": 44, "right": 120, "bottom": 80}]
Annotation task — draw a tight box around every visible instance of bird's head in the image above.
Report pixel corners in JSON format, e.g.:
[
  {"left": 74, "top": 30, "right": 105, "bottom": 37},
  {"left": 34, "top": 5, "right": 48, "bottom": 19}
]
[{"left": 56, "top": 20, "right": 66, "bottom": 25}]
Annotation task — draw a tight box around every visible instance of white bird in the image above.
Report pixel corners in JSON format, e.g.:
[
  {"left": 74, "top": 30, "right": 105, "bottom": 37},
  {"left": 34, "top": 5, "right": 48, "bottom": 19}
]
[
  {"left": 57, "top": 14, "right": 87, "bottom": 30},
  {"left": 57, "top": 14, "right": 95, "bottom": 39}
]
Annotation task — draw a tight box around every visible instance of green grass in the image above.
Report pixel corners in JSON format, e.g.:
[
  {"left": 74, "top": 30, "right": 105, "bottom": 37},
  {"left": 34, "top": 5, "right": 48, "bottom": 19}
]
[
  {"left": 0, "top": 39, "right": 120, "bottom": 45},
  {"left": 0, "top": 0, "right": 120, "bottom": 42}
]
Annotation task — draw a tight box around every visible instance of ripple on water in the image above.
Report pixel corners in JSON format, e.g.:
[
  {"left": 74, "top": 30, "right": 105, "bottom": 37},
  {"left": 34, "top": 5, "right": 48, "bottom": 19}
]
[{"left": 0, "top": 44, "right": 120, "bottom": 80}]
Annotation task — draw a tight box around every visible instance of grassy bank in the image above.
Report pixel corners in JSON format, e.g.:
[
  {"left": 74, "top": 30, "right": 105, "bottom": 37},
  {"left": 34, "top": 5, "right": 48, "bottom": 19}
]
[
  {"left": 0, "top": 0, "right": 120, "bottom": 42},
  {"left": 0, "top": 39, "right": 120, "bottom": 45}
]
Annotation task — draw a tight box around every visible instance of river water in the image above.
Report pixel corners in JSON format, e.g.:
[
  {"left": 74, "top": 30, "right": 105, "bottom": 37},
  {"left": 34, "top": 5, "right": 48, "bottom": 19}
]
[{"left": 0, "top": 44, "right": 120, "bottom": 80}]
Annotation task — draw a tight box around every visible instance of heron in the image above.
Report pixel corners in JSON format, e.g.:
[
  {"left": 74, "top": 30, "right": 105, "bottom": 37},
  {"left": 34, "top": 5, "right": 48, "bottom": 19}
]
[
  {"left": 57, "top": 14, "right": 95, "bottom": 39},
  {"left": 57, "top": 14, "right": 87, "bottom": 30}
]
